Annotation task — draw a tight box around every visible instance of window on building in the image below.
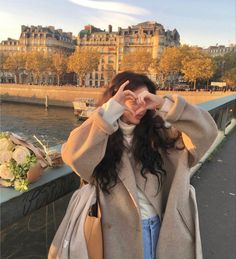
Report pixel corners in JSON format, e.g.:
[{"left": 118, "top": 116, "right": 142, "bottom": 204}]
[{"left": 108, "top": 55, "right": 113, "bottom": 64}]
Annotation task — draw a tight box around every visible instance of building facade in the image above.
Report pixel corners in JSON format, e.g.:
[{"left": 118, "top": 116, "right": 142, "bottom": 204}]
[
  {"left": 0, "top": 22, "right": 180, "bottom": 86},
  {"left": 203, "top": 44, "right": 236, "bottom": 57},
  {"left": 0, "top": 25, "right": 76, "bottom": 83},
  {"left": 0, "top": 25, "right": 76, "bottom": 54},
  {"left": 77, "top": 21, "right": 180, "bottom": 87}
]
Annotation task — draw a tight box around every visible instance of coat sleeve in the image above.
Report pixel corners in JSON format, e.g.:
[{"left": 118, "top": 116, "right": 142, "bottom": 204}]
[
  {"left": 61, "top": 108, "right": 118, "bottom": 182},
  {"left": 161, "top": 94, "right": 218, "bottom": 167}
]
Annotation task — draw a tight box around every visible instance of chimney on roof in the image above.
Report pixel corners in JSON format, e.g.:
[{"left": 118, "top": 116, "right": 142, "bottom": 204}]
[
  {"left": 85, "top": 25, "right": 93, "bottom": 33},
  {"left": 67, "top": 32, "right": 72, "bottom": 38},
  {"left": 49, "top": 26, "right": 55, "bottom": 31},
  {"left": 21, "top": 25, "right": 27, "bottom": 32}
]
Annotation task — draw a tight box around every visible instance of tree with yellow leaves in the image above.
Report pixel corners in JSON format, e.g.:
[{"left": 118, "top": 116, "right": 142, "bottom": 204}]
[
  {"left": 4, "top": 52, "right": 26, "bottom": 83},
  {"left": 0, "top": 52, "right": 8, "bottom": 71},
  {"left": 159, "top": 47, "right": 182, "bottom": 82},
  {"left": 221, "top": 68, "right": 236, "bottom": 87},
  {"left": 104, "top": 64, "right": 116, "bottom": 85},
  {"left": 181, "top": 48, "right": 214, "bottom": 90},
  {"left": 68, "top": 48, "right": 100, "bottom": 86},
  {"left": 51, "top": 52, "right": 68, "bottom": 85},
  {"left": 120, "top": 48, "right": 153, "bottom": 74},
  {"left": 149, "top": 59, "right": 166, "bottom": 88},
  {"left": 25, "top": 51, "right": 52, "bottom": 84}
]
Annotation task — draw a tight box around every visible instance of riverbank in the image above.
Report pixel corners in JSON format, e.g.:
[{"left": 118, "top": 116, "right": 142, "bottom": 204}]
[
  {"left": 0, "top": 84, "right": 104, "bottom": 107},
  {"left": 1, "top": 84, "right": 234, "bottom": 106}
]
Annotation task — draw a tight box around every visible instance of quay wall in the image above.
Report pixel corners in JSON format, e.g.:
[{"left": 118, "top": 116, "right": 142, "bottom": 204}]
[{"left": 0, "top": 84, "right": 234, "bottom": 106}]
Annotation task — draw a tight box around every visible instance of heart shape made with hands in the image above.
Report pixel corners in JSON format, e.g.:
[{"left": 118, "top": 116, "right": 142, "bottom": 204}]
[
  {"left": 134, "top": 91, "right": 164, "bottom": 115},
  {"left": 113, "top": 80, "right": 164, "bottom": 116}
]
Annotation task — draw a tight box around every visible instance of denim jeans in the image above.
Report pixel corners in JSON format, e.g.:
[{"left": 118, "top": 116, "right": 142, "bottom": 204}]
[{"left": 142, "top": 215, "right": 161, "bottom": 259}]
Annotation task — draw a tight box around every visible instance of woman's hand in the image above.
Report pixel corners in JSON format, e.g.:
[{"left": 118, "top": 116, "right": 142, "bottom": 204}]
[
  {"left": 136, "top": 91, "right": 164, "bottom": 111},
  {"left": 113, "top": 80, "right": 137, "bottom": 114}
]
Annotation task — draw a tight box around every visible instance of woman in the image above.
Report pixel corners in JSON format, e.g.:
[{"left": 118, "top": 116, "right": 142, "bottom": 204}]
[{"left": 61, "top": 71, "right": 218, "bottom": 259}]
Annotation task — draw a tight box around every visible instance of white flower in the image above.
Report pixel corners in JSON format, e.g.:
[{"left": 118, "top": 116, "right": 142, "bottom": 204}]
[
  {"left": 0, "top": 150, "right": 13, "bottom": 164},
  {"left": 12, "top": 146, "right": 31, "bottom": 165},
  {"left": 0, "top": 164, "right": 14, "bottom": 180},
  {"left": 0, "top": 137, "right": 15, "bottom": 151},
  {"left": 0, "top": 178, "right": 12, "bottom": 187}
]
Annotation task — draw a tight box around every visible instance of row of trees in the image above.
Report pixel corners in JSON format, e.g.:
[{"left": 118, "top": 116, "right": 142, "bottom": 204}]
[
  {"left": 212, "top": 51, "right": 236, "bottom": 87},
  {"left": 0, "top": 51, "right": 68, "bottom": 85},
  {"left": 0, "top": 49, "right": 101, "bottom": 85},
  {"left": 0, "top": 45, "right": 235, "bottom": 88},
  {"left": 121, "top": 45, "right": 236, "bottom": 89}
]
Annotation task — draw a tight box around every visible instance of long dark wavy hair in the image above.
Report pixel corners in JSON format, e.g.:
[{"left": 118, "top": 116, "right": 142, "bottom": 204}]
[{"left": 92, "top": 71, "right": 180, "bottom": 194}]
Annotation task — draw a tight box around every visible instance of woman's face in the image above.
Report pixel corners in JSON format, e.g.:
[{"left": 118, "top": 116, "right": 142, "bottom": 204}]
[{"left": 121, "top": 86, "right": 148, "bottom": 125}]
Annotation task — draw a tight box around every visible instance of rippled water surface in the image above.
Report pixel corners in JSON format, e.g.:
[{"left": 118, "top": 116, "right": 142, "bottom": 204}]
[{"left": 1, "top": 102, "right": 82, "bottom": 147}]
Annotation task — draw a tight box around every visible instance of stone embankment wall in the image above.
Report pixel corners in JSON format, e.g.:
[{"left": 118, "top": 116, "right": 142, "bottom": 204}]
[
  {"left": 0, "top": 84, "right": 104, "bottom": 107},
  {"left": 0, "top": 84, "right": 234, "bottom": 107}
]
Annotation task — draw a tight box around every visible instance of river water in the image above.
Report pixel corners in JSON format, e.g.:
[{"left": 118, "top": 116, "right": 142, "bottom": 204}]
[{"left": 1, "top": 102, "right": 82, "bottom": 147}]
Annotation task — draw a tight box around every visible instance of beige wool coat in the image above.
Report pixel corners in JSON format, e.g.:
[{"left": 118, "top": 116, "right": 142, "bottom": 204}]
[{"left": 61, "top": 95, "right": 218, "bottom": 259}]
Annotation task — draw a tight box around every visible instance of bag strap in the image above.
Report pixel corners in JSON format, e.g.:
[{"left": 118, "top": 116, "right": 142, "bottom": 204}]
[
  {"left": 80, "top": 178, "right": 87, "bottom": 188},
  {"left": 81, "top": 178, "right": 101, "bottom": 218},
  {"left": 95, "top": 182, "right": 101, "bottom": 217},
  {"left": 95, "top": 181, "right": 99, "bottom": 200}
]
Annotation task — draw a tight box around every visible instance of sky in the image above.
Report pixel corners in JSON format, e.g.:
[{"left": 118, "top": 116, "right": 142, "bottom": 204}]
[{"left": 0, "top": 0, "right": 235, "bottom": 48}]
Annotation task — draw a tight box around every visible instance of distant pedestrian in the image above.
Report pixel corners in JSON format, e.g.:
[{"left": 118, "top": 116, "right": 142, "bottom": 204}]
[{"left": 61, "top": 71, "right": 218, "bottom": 259}]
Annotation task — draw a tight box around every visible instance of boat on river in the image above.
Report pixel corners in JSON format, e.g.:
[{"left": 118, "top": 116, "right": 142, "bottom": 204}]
[{"left": 72, "top": 98, "right": 96, "bottom": 120}]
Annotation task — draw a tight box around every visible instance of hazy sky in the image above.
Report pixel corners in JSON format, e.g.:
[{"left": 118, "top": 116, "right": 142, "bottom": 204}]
[{"left": 0, "top": 0, "right": 235, "bottom": 47}]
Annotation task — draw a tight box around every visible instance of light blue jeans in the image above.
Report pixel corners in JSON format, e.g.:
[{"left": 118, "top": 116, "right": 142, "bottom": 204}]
[{"left": 142, "top": 215, "right": 161, "bottom": 259}]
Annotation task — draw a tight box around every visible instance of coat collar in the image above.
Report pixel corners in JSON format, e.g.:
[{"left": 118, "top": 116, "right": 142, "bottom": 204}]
[{"left": 118, "top": 152, "right": 141, "bottom": 217}]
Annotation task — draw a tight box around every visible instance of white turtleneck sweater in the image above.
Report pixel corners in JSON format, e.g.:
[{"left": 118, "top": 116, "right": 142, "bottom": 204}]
[
  {"left": 101, "top": 98, "right": 173, "bottom": 220},
  {"left": 118, "top": 119, "right": 157, "bottom": 219}
]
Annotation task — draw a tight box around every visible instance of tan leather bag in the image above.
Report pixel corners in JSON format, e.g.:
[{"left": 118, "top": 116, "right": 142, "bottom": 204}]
[
  {"left": 48, "top": 184, "right": 103, "bottom": 259},
  {"left": 84, "top": 198, "right": 103, "bottom": 259}
]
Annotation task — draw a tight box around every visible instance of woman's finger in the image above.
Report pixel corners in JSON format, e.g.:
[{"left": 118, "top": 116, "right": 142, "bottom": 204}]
[
  {"left": 125, "top": 96, "right": 137, "bottom": 102},
  {"left": 138, "top": 91, "right": 149, "bottom": 100},
  {"left": 123, "top": 90, "right": 137, "bottom": 100},
  {"left": 135, "top": 106, "right": 143, "bottom": 115},
  {"left": 117, "top": 80, "right": 129, "bottom": 93},
  {"left": 137, "top": 94, "right": 146, "bottom": 105}
]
